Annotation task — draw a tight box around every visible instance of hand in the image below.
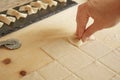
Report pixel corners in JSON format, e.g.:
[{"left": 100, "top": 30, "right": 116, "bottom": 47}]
[{"left": 76, "top": 0, "right": 120, "bottom": 42}]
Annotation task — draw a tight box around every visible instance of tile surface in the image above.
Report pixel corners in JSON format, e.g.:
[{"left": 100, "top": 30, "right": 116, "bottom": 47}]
[
  {"left": 37, "top": 61, "right": 71, "bottom": 80},
  {"left": 58, "top": 49, "right": 94, "bottom": 73},
  {"left": 110, "top": 75, "right": 120, "bottom": 80},
  {"left": 103, "top": 27, "right": 120, "bottom": 49},
  {"left": 0, "top": 48, "right": 53, "bottom": 80},
  {"left": 80, "top": 40, "right": 112, "bottom": 59},
  {"left": 77, "top": 62, "right": 115, "bottom": 80},
  {"left": 63, "top": 75, "right": 82, "bottom": 80},
  {"left": 99, "top": 48, "right": 120, "bottom": 73},
  {"left": 41, "top": 39, "right": 83, "bottom": 59},
  {"left": 21, "top": 72, "right": 45, "bottom": 80}
]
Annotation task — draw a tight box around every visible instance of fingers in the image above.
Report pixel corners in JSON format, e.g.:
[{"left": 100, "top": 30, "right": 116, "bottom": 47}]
[
  {"left": 76, "top": 3, "right": 89, "bottom": 39},
  {"left": 81, "top": 21, "right": 102, "bottom": 42}
]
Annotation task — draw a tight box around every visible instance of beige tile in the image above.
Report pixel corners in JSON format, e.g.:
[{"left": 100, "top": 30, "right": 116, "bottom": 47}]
[
  {"left": 97, "top": 23, "right": 120, "bottom": 49},
  {"left": 21, "top": 72, "right": 45, "bottom": 80},
  {"left": 94, "top": 23, "right": 120, "bottom": 42},
  {"left": 14, "top": 49, "right": 53, "bottom": 71},
  {"left": 80, "top": 40, "right": 112, "bottom": 59},
  {"left": 0, "top": 48, "right": 53, "bottom": 80},
  {"left": 110, "top": 75, "right": 120, "bottom": 80},
  {"left": 37, "top": 61, "right": 71, "bottom": 80},
  {"left": 41, "top": 39, "right": 83, "bottom": 59},
  {"left": 77, "top": 61, "right": 115, "bottom": 80},
  {"left": 99, "top": 48, "right": 120, "bottom": 73},
  {"left": 103, "top": 31, "right": 120, "bottom": 49},
  {"left": 58, "top": 49, "right": 94, "bottom": 73},
  {"left": 94, "top": 29, "right": 111, "bottom": 41},
  {"left": 117, "top": 47, "right": 120, "bottom": 52},
  {"left": 63, "top": 75, "right": 82, "bottom": 80}
]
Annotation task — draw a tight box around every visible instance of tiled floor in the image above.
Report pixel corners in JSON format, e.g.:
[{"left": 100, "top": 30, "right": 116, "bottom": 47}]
[{"left": 0, "top": 0, "right": 120, "bottom": 80}]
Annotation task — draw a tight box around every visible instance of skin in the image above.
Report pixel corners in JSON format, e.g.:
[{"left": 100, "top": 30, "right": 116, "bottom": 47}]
[{"left": 76, "top": 0, "right": 120, "bottom": 42}]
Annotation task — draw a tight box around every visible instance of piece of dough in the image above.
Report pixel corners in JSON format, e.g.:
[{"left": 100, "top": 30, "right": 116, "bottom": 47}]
[
  {"left": 30, "top": 1, "right": 43, "bottom": 10},
  {"left": 0, "top": 22, "right": 4, "bottom": 28},
  {"left": 0, "top": 14, "right": 6, "bottom": 17},
  {"left": 32, "top": 1, "right": 48, "bottom": 10},
  {"left": 40, "top": 1, "right": 48, "bottom": 9},
  {"left": 7, "top": 8, "right": 27, "bottom": 20},
  {"left": 0, "top": 14, "right": 11, "bottom": 25},
  {"left": 68, "top": 35, "right": 95, "bottom": 47},
  {"left": 7, "top": 16, "right": 16, "bottom": 22},
  {"left": 68, "top": 35, "right": 83, "bottom": 47},
  {"left": 58, "top": 0, "right": 67, "bottom": 3},
  {"left": 19, "top": 5, "right": 38, "bottom": 15},
  {"left": 41, "top": 0, "right": 57, "bottom": 7},
  {"left": 48, "top": 1, "right": 58, "bottom": 7},
  {"left": 41, "top": 0, "right": 53, "bottom": 3}
]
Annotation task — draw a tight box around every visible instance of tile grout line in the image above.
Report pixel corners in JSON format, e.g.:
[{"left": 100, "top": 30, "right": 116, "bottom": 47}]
[
  {"left": 20, "top": 69, "right": 47, "bottom": 80},
  {"left": 38, "top": 71, "right": 48, "bottom": 80},
  {"left": 63, "top": 38, "right": 96, "bottom": 60},
  {"left": 39, "top": 47, "right": 84, "bottom": 79},
  {"left": 78, "top": 44, "right": 114, "bottom": 61},
  {"left": 39, "top": 39, "right": 119, "bottom": 79},
  {"left": 62, "top": 74, "right": 80, "bottom": 80},
  {"left": 78, "top": 47, "right": 96, "bottom": 60},
  {"left": 98, "top": 59, "right": 120, "bottom": 76},
  {"left": 62, "top": 75, "right": 71, "bottom": 80},
  {"left": 78, "top": 47, "right": 120, "bottom": 76},
  {"left": 40, "top": 47, "right": 55, "bottom": 60},
  {"left": 37, "top": 60, "right": 73, "bottom": 80},
  {"left": 39, "top": 42, "right": 84, "bottom": 80},
  {"left": 56, "top": 59, "right": 95, "bottom": 80},
  {"left": 96, "top": 39, "right": 116, "bottom": 50},
  {"left": 96, "top": 47, "right": 120, "bottom": 76}
]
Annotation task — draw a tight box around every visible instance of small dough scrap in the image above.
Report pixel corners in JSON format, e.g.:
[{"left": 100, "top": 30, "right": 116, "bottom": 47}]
[
  {"left": 68, "top": 35, "right": 96, "bottom": 47},
  {"left": 0, "top": 22, "right": 4, "bottom": 28},
  {"left": 68, "top": 35, "right": 83, "bottom": 47},
  {"left": 40, "top": 2, "right": 48, "bottom": 9},
  {"left": 30, "top": 1, "right": 43, "bottom": 10},
  {"left": 7, "top": 16, "right": 16, "bottom": 22},
  {"left": 19, "top": 5, "right": 38, "bottom": 15},
  {"left": 41, "top": 0, "right": 57, "bottom": 7},
  {"left": 48, "top": 1, "right": 58, "bottom": 7},
  {"left": 58, "top": 0, "right": 67, "bottom": 3},
  {"left": 7, "top": 8, "right": 27, "bottom": 20},
  {"left": 31, "top": 1, "right": 48, "bottom": 10},
  {"left": 0, "top": 14, "right": 11, "bottom": 25},
  {"left": 0, "top": 14, "right": 6, "bottom": 17},
  {"left": 41, "top": 0, "right": 53, "bottom": 3}
]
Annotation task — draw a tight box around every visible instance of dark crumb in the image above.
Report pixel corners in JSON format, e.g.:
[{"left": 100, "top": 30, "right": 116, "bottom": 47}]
[
  {"left": 19, "top": 70, "right": 27, "bottom": 76},
  {"left": 2, "top": 58, "right": 11, "bottom": 64}
]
